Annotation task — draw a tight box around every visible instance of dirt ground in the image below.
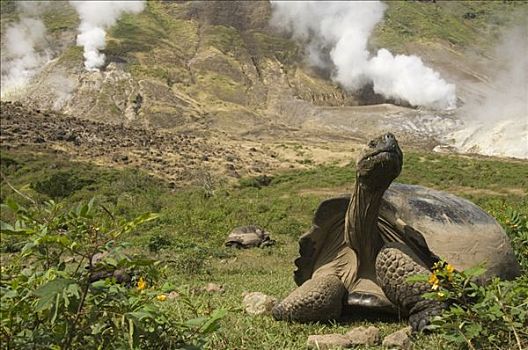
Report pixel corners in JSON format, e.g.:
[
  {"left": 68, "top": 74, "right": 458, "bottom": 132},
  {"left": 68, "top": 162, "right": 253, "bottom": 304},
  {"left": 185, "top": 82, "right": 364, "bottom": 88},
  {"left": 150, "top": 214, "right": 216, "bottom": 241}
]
[{"left": 0, "top": 101, "right": 367, "bottom": 185}]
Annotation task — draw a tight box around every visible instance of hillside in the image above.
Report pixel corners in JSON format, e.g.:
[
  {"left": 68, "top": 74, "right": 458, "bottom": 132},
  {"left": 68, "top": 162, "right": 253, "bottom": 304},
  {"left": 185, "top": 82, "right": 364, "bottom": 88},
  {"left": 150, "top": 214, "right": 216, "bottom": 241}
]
[{"left": 1, "top": 1, "right": 526, "bottom": 137}]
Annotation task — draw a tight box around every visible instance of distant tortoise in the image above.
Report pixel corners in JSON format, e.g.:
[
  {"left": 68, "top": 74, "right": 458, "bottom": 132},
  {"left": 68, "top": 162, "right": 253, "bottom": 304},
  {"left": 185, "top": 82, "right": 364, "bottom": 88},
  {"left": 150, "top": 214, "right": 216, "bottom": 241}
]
[
  {"left": 272, "top": 133, "right": 520, "bottom": 331},
  {"left": 225, "top": 225, "right": 275, "bottom": 248}
]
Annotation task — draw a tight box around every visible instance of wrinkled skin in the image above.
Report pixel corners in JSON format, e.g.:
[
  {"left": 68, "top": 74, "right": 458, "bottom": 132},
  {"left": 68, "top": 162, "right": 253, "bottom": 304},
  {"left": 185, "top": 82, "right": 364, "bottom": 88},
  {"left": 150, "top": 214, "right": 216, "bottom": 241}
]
[{"left": 273, "top": 133, "right": 443, "bottom": 331}]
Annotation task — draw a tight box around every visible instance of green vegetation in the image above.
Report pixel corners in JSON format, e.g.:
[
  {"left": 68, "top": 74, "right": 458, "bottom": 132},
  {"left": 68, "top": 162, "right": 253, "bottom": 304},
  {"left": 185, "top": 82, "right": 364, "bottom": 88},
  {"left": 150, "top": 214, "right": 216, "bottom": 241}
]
[
  {"left": 57, "top": 46, "right": 83, "bottom": 67},
  {"left": 410, "top": 257, "right": 527, "bottom": 349},
  {"left": 1, "top": 147, "right": 526, "bottom": 349},
  {"left": 202, "top": 25, "right": 246, "bottom": 56},
  {"left": 251, "top": 31, "right": 300, "bottom": 64},
  {"left": 0, "top": 198, "right": 224, "bottom": 348},
  {"left": 373, "top": 1, "right": 528, "bottom": 52},
  {"left": 31, "top": 171, "right": 94, "bottom": 200},
  {"left": 41, "top": 3, "right": 78, "bottom": 33},
  {"left": 0, "top": 1, "right": 78, "bottom": 36}
]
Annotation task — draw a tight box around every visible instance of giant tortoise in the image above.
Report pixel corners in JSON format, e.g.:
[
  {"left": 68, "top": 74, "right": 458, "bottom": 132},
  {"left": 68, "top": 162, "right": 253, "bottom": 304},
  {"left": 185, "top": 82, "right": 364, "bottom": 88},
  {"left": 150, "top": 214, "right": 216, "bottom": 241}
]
[{"left": 272, "top": 133, "right": 520, "bottom": 331}]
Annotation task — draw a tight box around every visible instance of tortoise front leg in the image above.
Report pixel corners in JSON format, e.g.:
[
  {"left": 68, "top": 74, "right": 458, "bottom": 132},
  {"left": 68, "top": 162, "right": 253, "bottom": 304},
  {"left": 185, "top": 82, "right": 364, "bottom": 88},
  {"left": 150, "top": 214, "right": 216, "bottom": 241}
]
[
  {"left": 272, "top": 275, "right": 346, "bottom": 323},
  {"left": 375, "top": 242, "right": 445, "bottom": 332}
]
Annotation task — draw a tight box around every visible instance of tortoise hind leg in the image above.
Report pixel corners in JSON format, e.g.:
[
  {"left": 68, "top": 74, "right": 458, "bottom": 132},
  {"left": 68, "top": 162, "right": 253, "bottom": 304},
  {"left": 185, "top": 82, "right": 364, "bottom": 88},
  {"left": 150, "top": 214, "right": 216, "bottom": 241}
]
[
  {"left": 272, "top": 275, "right": 346, "bottom": 322},
  {"left": 375, "top": 242, "right": 445, "bottom": 332}
]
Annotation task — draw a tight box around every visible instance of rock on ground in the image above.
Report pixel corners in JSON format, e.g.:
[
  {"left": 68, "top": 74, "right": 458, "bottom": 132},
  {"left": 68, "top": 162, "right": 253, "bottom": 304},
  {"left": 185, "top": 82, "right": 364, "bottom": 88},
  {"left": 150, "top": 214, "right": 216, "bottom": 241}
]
[
  {"left": 346, "top": 326, "right": 381, "bottom": 346},
  {"left": 306, "top": 334, "right": 353, "bottom": 350},
  {"left": 242, "top": 292, "right": 277, "bottom": 315},
  {"left": 204, "top": 283, "right": 224, "bottom": 293},
  {"left": 382, "top": 326, "right": 412, "bottom": 349}
]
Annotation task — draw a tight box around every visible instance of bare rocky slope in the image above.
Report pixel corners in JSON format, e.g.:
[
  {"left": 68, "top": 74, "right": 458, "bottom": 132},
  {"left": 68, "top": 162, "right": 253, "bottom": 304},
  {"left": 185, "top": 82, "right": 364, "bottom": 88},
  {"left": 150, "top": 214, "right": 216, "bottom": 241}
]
[{"left": 0, "top": 101, "right": 363, "bottom": 184}]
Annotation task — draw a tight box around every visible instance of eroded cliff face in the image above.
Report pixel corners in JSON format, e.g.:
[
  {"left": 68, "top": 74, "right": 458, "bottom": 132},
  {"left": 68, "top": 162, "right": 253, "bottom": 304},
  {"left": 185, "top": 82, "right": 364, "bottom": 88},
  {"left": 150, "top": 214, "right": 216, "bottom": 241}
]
[{"left": 6, "top": 1, "right": 358, "bottom": 134}]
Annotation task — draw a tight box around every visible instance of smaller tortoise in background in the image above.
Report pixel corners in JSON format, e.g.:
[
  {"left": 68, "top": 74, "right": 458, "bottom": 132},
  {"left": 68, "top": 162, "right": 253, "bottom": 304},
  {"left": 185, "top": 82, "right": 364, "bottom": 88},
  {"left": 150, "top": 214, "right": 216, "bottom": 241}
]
[
  {"left": 225, "top": 225, "right": 276, "bottom": 248},
  {"left": 272, "top": 133, "right": 520, "bottom": 331}
]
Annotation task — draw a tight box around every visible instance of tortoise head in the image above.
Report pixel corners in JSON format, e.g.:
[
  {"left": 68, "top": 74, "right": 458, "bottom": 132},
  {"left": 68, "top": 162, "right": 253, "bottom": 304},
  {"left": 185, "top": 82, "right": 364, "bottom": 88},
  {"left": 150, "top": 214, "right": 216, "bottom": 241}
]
[{"left": 357, "top": 133, "right": 403, "bottom": 189}]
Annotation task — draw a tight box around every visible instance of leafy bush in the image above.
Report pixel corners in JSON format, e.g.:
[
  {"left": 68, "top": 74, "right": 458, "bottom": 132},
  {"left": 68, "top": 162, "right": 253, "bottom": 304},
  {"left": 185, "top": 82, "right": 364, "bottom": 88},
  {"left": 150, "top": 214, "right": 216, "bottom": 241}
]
[
  {"left": 148, "top": 233, "right": 173, "bottom": 253},
  {"left": 238, "top": 175, "right": 273, "bottom": 189},
  {"left": 31, "top": 171, "right": 94, "bottom": 199},
  {"left": 411, "top": 262, "right": 528, "bottom": 350},
  {"left": 0, "top": 198, "right": 224, "bottom": 349},
  {"left": 167, "top": 241, "right": 210, "bottom": 275}
]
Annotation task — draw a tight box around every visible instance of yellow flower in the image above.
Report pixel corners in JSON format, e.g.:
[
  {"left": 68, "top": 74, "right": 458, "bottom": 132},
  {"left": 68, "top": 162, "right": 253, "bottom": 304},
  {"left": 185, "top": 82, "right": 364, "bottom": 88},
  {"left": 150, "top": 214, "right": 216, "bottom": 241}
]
[
  {"left": 428, "top": 272, "right": 439, "bottom": 290},
  {"left": 137, "top": 277, "right": 147, "bottom": 291},
  {"left": 156, "top": 294, "right": 167, "bottom": 301},
  {"left": 446, "top": 264, "right": 455, "bottom": 281}
]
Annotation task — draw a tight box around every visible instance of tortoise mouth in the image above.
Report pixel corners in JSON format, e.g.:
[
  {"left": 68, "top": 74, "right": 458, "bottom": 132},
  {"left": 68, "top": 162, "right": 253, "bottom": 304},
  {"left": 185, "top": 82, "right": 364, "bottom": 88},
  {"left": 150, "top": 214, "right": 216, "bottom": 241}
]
[
  {"left": 362, "top": 149, "right": 397, "bottom": 163},
  {"left": 357, "top": 133, "right": 403, "bottom": 187}
]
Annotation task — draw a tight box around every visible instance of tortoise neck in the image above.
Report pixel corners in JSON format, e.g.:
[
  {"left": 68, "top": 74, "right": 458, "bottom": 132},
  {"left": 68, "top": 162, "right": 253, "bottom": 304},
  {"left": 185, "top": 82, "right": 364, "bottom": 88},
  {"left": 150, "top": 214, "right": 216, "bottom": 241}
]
[{"left": 346, "top": 178, "right": 387, "bottom": 274}]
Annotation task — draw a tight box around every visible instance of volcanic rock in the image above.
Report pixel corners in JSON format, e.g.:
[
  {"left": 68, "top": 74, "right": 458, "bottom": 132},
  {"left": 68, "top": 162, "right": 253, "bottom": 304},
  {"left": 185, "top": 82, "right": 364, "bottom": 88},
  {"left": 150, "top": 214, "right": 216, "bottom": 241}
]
[
  {"left": 346, "top": 326, "right": 381, "bottom": 346},
  {"left": 306, "top": 334, "right": 352, "bottom": 350},
  {"left": 242, "top": 292, "right": 277, "bottom": 316},
  {"left": 382, "top": 326, "right": 412, "bottom": 349}
]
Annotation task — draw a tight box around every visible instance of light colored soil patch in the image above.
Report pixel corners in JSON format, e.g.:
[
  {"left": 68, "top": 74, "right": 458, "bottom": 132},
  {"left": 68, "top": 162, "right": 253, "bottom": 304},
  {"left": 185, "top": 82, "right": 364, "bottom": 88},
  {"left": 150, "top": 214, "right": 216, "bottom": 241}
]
[
  {"left": 452, "top": 186, "right": 527, "bottom": 197},
  {"left": 297, "top": 187, "right": 351, "bottom": 198}
]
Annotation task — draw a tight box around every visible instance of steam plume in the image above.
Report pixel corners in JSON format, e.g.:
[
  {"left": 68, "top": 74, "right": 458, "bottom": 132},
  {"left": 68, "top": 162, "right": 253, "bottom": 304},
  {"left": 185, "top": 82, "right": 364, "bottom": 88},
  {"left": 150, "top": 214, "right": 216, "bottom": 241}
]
[
  {"left": 0, "top": 2, "right": 50, "bottom": 99},
  {"left": 69, "top": 1, "right": 145, "bottom": 71},
  {"left": 270, "top": 1, "right": 456, "bottom": 110},
  {"left": 449, "top": 26, "right": 528, "bottom": 159}
]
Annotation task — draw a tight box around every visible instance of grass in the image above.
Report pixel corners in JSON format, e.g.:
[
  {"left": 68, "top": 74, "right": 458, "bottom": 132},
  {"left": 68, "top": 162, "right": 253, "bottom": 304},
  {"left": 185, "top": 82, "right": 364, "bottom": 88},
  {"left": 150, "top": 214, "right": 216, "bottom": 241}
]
[
  {"left": 1, "top": 146, "right": 526, "bottom": 349},
  {"left": 372, "top": 1, "right": 528, "bottom": 52}
]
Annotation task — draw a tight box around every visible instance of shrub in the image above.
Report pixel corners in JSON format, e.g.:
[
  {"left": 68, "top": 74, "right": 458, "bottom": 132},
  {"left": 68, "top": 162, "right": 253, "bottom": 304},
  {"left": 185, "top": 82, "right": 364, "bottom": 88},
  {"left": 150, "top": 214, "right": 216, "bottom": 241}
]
[
  {"left": 410, "top": 262, "right": 528, "bottom": 350},
  {"left": 0, "top": 198, "right": 224, "bottom": 349},
  {"left": 148, "top": 233, "right": 173, "bottom": 253},
  {"left": 31, "top": 171, "right": 94, "bottom": 199},
  {"left": 503, "top": 209, "right": 528, "bottom": 273},
  {"left": 238, "top": 175, "right": 273, "bottom": 189}
]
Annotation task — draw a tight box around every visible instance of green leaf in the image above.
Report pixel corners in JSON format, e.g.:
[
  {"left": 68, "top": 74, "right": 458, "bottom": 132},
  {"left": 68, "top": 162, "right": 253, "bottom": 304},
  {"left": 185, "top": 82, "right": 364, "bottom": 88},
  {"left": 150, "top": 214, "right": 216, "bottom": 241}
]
[
  {"left": 128, "top": 318, "right": 134, "bottom": 350},
  {"left": 21, "top": 241, "right": 36, "bottom": 255},
  {"left": 91, "top": 280, "right": 108, "bottom": 289},
  {"left": 161, "top": 282, "right": 176, "bottom": 293},
  {"left": 465, "top": 322, "right": 483, "bottom": 340},
  {"left": 463, "top": 265, "right": 486, "bottom": 278},
  {"left": 78, "top": 198, "right": 95, "bottom": 217},
  {"left": 199, "top": 309, "right": 227, "bottom": 334},
  {"left": 5, "top": 197, "right": 20, "bottom": 212},
  {"left": 127, "top": 310, "right": 154, "bottom": 322},
  {"left": 39, "top": 234, "right": 72, "bottom": 247},
  {"left": 51, "top": 293, "right": 60, "bottom": 324},
  {"left": 185, "top": 316, "right": 208, "bottom": 328},
  {"left": 33, "top": 278, "right": 76, "bottom": 311},
  {"left": 1, "top": 290, "right": 17, "bottom": 299},
  {"left": 0, "top": 221, "right": 14, "bottom": 232},
  {"left": 0, "top": 220, "right": 27, "bottom": 235}
]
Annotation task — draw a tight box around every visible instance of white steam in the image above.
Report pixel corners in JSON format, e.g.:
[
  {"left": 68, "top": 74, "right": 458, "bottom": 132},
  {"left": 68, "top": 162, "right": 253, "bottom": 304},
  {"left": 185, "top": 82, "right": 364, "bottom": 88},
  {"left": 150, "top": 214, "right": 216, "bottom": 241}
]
[
  {"left": 0, "top": 2, "right": 50, "bottom": 99},
  {"left": 69, "top": 1, "right": 145, "bottom": 71},
  {"left": 270, "top": 1, "right": 456, "bottom": 110},
  {"left": 448, "top": 26, "right": 528, "bottom": 159}
]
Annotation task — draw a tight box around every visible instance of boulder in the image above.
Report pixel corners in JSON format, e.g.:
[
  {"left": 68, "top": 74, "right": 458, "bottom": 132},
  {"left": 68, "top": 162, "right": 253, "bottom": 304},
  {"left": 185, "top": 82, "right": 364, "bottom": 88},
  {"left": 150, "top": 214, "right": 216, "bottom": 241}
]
[
  {"left": 346, "top": 326, "right": 381, "bottom": 346},
  {"left": 242, "top": 292, "right": 277, "bottom": 315},
  {"left": 306, "top": 334, "right": 352, "bottom": 350},
  {"left": 382, "top": 326, "right": 412, "bottom": 349}
]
